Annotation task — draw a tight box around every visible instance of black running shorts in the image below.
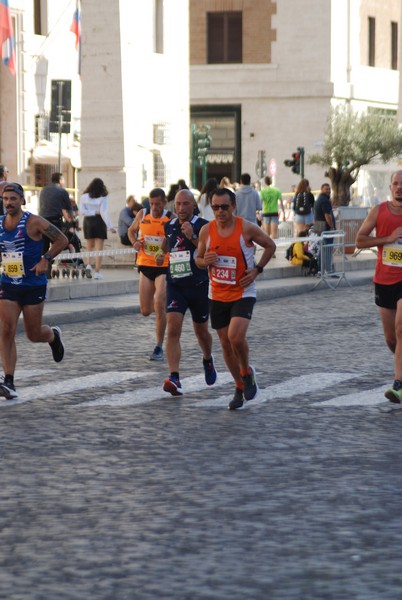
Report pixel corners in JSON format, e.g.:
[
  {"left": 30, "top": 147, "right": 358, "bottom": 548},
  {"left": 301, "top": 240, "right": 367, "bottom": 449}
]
[
  {"left": 0, "top": 283, "right": 47, "bottom": 306},
  {"left": 375, "top": 281, "right": 402, "bottom": 309},
  {"left": 209, "top": 297, "right": 256, "bottom": 330}
]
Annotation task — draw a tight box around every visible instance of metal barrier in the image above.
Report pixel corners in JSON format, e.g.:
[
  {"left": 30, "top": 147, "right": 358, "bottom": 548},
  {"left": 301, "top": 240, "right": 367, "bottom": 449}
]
[
  {"left": 277, "top": 220, "right": 294, "bottom": 238},
  {"left": 314, "top": 230, "right": 351, "bottom": 290},
  {"left": 57, "top": 248, "right": 136, "bottom": 261}
]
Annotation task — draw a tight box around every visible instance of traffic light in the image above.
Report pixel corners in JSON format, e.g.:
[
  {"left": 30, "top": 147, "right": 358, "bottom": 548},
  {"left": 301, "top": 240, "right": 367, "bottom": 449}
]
[
  {"left": 284, "top": 147, "right": 304, "bottom": 176},
  {"left": 194, "top": 126, "right": 212, "bottom": 160},
  {"left": 284, "top": 151, "right": 300, "bottom": 174}
]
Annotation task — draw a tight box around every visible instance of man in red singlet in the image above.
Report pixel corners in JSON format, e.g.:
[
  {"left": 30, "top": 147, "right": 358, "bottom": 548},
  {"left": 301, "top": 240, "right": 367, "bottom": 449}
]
[
  {"left": 195, "top": 187, "right": 276, "bottom": 410},
  {"left": 356, "top": 170, "right": 402, "bottom": 402}
]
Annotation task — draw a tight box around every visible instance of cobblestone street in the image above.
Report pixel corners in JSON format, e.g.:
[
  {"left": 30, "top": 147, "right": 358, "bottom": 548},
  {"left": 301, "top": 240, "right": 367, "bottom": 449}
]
[{"left": 1, "top": 283, "right": 402, "bottom": 599}]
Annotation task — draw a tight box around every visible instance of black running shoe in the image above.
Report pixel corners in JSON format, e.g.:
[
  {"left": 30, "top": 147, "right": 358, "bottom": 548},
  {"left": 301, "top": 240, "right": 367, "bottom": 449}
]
[
  {"left": 203, "top": 355, "right": 217, "bottom": 386},
  {"left": 0, "top": 379, "right": 18, "bottom": 399},
  {"left": 242, "top": 366, "right": 258, "bottom": 401},
  {"left": 50, "top": 326, "right": 64, "bottom": 363},
  {"left": 228, "top": 387, "right": 244, "bottom": 410}
]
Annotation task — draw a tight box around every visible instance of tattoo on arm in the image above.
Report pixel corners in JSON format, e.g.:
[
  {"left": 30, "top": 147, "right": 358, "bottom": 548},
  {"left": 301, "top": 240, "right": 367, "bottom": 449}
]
[{"left": 44, "top": 223, "right": 63, "bottom": 242}]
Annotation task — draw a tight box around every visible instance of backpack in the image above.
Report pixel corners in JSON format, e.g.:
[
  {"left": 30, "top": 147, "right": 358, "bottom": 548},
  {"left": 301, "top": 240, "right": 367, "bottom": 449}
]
[
  {"left": 294, "top": 192, "right": 312, "bottom": 215},
  {"left": 285, "top": 243, "right": 294, "bottom": 261}
]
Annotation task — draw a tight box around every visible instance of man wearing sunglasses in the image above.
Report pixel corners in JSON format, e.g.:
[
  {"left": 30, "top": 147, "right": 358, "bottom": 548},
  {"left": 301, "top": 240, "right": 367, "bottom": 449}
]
[{"left": 195, "top": 187, "right": 276, "bottom": 409}]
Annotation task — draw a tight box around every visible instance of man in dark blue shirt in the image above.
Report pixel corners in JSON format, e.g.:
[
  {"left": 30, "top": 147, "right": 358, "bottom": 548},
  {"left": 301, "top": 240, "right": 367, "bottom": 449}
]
[
  {"left": 314, "top": 183, "right": 335, "bottom": 233},
  {"left": 156, "top": 189, "right": 217, "bottom": 396}
]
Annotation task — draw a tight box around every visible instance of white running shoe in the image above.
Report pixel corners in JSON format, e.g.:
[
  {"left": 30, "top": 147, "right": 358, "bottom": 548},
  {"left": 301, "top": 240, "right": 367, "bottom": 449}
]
[{"left": 94, "top": 272, "right": 103, "bottom": 280}]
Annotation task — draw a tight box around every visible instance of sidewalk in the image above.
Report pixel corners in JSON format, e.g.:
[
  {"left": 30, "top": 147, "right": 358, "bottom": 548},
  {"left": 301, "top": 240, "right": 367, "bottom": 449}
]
[{"left": 42, "top": 247, "right": 377, "bottom": 325}]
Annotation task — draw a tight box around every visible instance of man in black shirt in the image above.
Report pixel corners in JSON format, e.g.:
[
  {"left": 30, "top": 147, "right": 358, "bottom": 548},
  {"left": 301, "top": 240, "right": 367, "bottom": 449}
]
[{"left": 39, "top": 172, "right": 74, "bottom": 255}]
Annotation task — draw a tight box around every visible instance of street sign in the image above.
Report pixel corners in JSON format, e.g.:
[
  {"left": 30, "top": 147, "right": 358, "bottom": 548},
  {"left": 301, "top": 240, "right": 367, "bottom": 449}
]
[{"left": 269, "top": 159, "right": 276, "bottom": 176}]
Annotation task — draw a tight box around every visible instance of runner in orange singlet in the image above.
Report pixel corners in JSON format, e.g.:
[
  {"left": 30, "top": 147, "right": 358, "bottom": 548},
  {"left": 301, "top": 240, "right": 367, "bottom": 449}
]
[
  {"left": 356, "top": 170, "right": 402, "bottom": 403},
  {"left": 196, "top": 187, "right": 276, "bottom": 409},
  {"left": 128, "top": 188, "right": 173, "bottom": 361}
]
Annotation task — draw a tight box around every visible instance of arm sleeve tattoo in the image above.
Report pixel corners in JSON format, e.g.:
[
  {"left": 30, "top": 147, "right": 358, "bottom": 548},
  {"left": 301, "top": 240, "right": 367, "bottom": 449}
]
[{"left": 43, "top": 223, "right": 63, "bottom": 242}]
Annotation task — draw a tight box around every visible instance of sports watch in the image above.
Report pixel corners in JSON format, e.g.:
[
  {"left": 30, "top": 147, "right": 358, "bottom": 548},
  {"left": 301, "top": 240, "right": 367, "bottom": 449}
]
[
  {"left": 256, "top": 265, "right": 264, "bottom": 274},
  {"left": 43, "top": 253, "right": 52, "bottom": 261},
  {"left": 191, "top": 233, "right": 198, "bottom": 240}
]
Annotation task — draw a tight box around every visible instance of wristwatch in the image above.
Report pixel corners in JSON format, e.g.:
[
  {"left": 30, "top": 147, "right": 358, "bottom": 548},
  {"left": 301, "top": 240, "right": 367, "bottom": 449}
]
[
  {"left": 191, "top": 233, "right": 198, "bottom": 240},
  {"left": 42, "top": 253, "right": 52, "bottom": 261},
  {"left": 256, "top": 265, "right": 264, "bottom": 274}
]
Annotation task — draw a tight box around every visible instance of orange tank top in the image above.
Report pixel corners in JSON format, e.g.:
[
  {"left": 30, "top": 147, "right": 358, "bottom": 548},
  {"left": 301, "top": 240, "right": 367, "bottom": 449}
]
[
  {"left": 136, "top": 209, "right": 170, "bottom": 268},
  {"left": 374, "top": 202, "right": 402, "bottom": 285},
  {"left": 207, "top": 216, "right": 256, "bottom": 301}
]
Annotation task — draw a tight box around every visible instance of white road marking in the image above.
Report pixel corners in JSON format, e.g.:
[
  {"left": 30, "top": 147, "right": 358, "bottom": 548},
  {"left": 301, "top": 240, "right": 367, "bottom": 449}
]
[
  {"left": 312, "top": 386, "right": 389, "bottom": 407},
  {"left": 1, "top": 370, "right": 391, "bottom": 411},
  {"left": 80, "top": 371, "right": 359, "bottom": 409},
  {"left": 80, "top": 373, "right": 234, "bottom": 407},
  {"left": 192, "top": 372, "right": 358, "bottom": 408},
  {"left": 0, "top": 371, "right": 151, "bottom": 407}
]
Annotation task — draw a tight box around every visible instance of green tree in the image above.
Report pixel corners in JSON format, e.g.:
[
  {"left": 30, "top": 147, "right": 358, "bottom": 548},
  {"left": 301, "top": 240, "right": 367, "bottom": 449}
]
[{"left": 309, "top": 105, "right": 402, "bottom": 206}]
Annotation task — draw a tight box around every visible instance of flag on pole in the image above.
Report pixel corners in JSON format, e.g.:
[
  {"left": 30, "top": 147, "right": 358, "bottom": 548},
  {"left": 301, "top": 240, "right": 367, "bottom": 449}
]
[
  {"left": 70, "top": 7, "right": 80, "bottom": 48},
  {"left": 70, "top": 4, "right": 81, "bottom": 75},
  {"left": 0, "top": 0, "right": 16, "bottom": 75}
]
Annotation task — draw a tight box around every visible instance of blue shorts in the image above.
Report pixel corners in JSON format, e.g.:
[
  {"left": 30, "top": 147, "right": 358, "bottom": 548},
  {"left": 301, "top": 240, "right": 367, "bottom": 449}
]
[
  {"left": 0, "top": 283, "right": 47, "bottom": 306},
  {"left": 209, "top": 297, "right": 256, "bottom": 330},
  {"left": 262, "top": 215, "right": 279, "bottom": 225},
  {"left": 166, "top": 280, "right": 209, "bottom": 323},
  {"left": 294, "top": 213, "right": 314, "bottom": 225}
]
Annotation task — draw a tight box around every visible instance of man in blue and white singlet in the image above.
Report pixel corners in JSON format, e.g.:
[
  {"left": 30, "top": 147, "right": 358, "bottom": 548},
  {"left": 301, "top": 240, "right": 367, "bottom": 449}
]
[{"left": 0, "top": 183, "right": 68, "bottom": 400}]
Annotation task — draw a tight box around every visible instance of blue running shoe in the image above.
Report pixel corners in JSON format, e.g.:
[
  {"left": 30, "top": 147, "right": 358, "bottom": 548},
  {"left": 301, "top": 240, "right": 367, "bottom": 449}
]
[
  {"left": 203, "top": 355, "right": 217, "bottom": 386},
  {"left": 150, "top": 345, "right": 164, "bottom": 361}
]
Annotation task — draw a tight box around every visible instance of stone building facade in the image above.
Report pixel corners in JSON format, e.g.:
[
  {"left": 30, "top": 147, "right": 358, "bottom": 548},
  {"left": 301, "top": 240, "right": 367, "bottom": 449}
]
[{"left": 189, "top": 0, "right": 401, "bottom": 201}]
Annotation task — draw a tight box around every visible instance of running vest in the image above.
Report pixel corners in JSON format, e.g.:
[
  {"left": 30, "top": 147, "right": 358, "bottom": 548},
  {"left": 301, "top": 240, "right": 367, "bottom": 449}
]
[
  {"left": 136, "top": 208, "right": 171, "bottom": 268},
  {"left": 374, "top": 202, "right": 402, "bottom": 285},
  {"left": 0, "top": 211, "right": 47, "bottom": 286},
  {"left": 164, "top": 215, "right": 209, "bottom": 285},
  {"left": 206, "top": 216, "right": 256, "bottom": 301}
]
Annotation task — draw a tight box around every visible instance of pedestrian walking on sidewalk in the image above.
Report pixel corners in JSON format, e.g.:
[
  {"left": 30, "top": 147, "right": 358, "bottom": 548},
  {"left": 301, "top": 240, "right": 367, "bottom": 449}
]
[
  {"left": 80, "top": 178, "right": 116, "bottom": 280},
  {"left": 356, "top": 170, "right": 402, "bottom": 403},
  {"left": 156, "top": 189, "right": 217, "bottom": 396},
  {"left": 195, "top": 187, "right": 276, "bottom": 409},
  {"left": 0, "top": 183, "right": 68, "bottom": 399},
  {"left": 128, "top": 188, "right": 173, "bottom": 361}
]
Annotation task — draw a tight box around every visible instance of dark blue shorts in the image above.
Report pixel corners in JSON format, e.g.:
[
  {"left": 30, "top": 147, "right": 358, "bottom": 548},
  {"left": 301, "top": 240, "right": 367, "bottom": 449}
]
[
  {"left": 209, "top": 297, "right": 256, "bottom": 330},
  {"left": 166, "top": 280, "right": 209, "bottom": 323},
  {"left": 375, "top": 281, "right": 402, "bottom": 309},
  {"left": 0, "top": 283, "right": 47, "bottom": 306}
]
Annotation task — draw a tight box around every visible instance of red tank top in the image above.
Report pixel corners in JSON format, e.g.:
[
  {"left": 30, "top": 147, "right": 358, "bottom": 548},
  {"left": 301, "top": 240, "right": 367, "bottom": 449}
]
[{"left": 374, "top": 202, "right": 402, "bottom": 285}]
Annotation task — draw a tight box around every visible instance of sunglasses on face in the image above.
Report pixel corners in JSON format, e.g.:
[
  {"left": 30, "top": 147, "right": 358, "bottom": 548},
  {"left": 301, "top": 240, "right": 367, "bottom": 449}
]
[{"left": 211, "top": 204, "right": 231, "bottom": 211}]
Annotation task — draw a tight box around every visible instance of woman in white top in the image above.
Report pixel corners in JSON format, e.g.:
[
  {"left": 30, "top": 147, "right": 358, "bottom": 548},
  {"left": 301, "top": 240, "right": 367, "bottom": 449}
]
[
  {"left": 197, "top": 177, "right": 218, "bottom": 221},
  {"left": 80, "top": 178, "right": 116, "bottom": 279}
]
